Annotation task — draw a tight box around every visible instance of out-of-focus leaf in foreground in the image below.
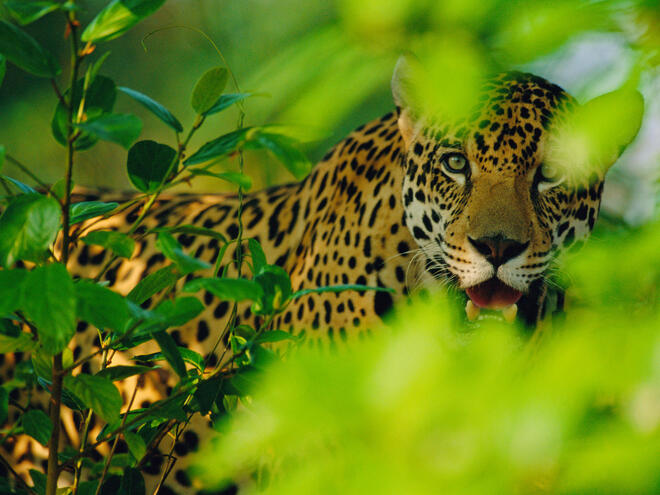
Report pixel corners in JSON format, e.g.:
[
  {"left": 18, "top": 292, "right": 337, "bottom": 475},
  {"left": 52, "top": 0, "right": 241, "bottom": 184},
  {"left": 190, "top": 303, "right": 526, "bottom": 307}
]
[{"left": 192, "top": 220, "right": 660, "bottom": 494}]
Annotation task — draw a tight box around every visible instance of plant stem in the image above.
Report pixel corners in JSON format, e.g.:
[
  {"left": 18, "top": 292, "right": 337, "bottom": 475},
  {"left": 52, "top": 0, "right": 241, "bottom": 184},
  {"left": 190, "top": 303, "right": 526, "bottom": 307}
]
[
  {"left": 46, "top": 11, "right": 81, "bottom": 495},
  {"left": 50, "top": 79, "right": 67, "bottom": 108},
  {"left": 45, "top": 353, "right": 63, "bottom": 495},
  {"left": 5, "top": 154, "right": 51, "bottom": 191},
  {"left": 93, "top": 383, "right": 139, "bottom": 495},
  {"left": 71, "top": 409, "right": 94, "bottom": 495},
  {"left": 0, "top": 452, "right": 38, "bottom": 495}
]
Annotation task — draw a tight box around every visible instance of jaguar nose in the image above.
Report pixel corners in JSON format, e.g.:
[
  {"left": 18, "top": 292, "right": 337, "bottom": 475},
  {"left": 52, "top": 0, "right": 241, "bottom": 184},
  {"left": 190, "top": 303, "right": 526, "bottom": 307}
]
[{"left": 468, "top": 235, "right": 529, "bottom": 267}]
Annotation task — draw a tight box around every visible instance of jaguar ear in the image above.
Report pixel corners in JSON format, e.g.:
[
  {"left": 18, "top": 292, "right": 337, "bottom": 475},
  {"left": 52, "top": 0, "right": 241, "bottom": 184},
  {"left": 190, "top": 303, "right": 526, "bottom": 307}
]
[{"left": 392, "top": 55, "right": 420, "bottom": 150}]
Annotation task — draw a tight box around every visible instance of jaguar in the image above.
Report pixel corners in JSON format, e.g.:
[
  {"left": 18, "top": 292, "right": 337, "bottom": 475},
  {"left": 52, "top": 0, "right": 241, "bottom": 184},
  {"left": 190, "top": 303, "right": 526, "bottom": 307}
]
[{"left": 1, "top": 57, "right": 642, "bottom": 493}]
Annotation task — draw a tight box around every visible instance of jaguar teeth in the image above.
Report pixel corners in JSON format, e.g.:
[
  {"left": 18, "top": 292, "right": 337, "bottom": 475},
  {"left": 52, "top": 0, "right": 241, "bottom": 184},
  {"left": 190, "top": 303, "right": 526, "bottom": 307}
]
[
  {"left": 465, "top": 300, "right": 480, "bottom": 321},
  {"left": 502, "top": 304, "right": 518, "bottom": 323}
]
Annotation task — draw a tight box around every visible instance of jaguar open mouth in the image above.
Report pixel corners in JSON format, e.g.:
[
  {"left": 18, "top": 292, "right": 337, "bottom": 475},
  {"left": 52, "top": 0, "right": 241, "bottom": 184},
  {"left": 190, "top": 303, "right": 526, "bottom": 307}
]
[{"left": 464, "top": 278, "right": 523, "bottom": 323}]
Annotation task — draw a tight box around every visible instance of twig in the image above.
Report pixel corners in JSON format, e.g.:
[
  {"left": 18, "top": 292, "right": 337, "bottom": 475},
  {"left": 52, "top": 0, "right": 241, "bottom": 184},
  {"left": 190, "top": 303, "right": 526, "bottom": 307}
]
[
  {"left": 93, "top": 383, "right": 139, "bottom": 495},
  {"left": 0, "top": 452, "right": 39, "bottom": 495},
  {"left": 5, "top": 154, "right": 51, "bottom": 191},
  {"left": 50, "top": 79, "right": 67, "bottom": 108},
  {"left": 71, "top": 409, "right": 93, "bottom": 494},
  {"left": 0, "top": 176, "right": 12, "bottom": 195}
]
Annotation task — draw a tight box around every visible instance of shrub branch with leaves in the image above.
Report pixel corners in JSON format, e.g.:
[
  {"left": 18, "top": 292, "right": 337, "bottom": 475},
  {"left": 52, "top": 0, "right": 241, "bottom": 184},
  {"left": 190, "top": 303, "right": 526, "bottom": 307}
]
[{"left": 0, "top": 1, "right": 391, "bottom": 494}]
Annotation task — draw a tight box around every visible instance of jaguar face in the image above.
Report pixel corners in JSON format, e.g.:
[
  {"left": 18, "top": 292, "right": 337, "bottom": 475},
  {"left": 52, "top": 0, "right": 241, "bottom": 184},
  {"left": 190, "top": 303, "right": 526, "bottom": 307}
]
[{"left": 392, "top": 57, "right": 643, "bottom": 318}]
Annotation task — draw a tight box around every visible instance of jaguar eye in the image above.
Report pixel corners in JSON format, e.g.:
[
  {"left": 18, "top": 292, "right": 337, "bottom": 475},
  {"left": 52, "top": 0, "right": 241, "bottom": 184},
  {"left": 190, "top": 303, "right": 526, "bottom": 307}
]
[
  {"left": 442, "top": 153, "right": 469, "bottom": 174},
  {"left": 536, "top": 163, "right": 565, "bottom": 191},
  {"left": 540, "top": 163, "right": 560, "bottom": 181}
]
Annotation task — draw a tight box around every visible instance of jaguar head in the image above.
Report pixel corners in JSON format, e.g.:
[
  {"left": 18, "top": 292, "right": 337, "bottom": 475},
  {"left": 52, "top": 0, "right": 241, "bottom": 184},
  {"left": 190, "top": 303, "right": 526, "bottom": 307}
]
[{"left": 392, "top": 57, "right": 643, "bottom": 320}]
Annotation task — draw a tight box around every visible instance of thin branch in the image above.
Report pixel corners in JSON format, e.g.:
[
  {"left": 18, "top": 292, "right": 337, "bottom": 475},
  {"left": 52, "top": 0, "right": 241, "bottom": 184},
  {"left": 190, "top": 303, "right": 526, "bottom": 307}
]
[
  {"left": 5, "top": 154, "right": 51, "bottom": 191},
  {"left": 93, "top": 382, "right": 139, "bottom": 495},
  {"left": 0, "top": 176, "right": 12, "bottom": 195},
  {"left": 0, "top": 452, "right": 39, "bottom": 495},
  {"left": 71, "top": 409, "right": 94, "bottom": 495},
  {"left": 51, "top": 78, "right": 67, "bottom": 108}
]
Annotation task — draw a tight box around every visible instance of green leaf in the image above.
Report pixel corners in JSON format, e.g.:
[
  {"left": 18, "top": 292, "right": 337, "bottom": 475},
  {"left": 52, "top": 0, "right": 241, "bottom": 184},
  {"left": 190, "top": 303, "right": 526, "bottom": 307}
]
[
  {"left": 253, "top": 265, "right": 292, "bottom": 314},
  {"left": 203, "top": 92, "right": 252, "bottom": 116},
  {"left": 246, "top": 131, "right": 311, "bottom": 180},
  {"left": 75, "top": 113, "right": 142, "bottom": 149},
  {"left": 0, "top": 194, "right": 61, "bottom": 267},
  {"left": 96, "top": 365, "right": 155, "bottom": 382},
  {"left": 135, "top": 346, "right": 204, "bottom": 372},
  {"left": 77, "top": 480, "right": 100, "bottom": 495},
  {"left": 0, "top": 55, "right": 5, "bottom": 89},
  {"left": 64, "top": 374, "right": 122, "bottom": 423},
  {"left": 2, "top": 175, "right": 37, "bottom": 194},
  {"left": 75, "top": 280, "right": 131, "bottom": 332},
  {"left": 248, "top": 344, "right": 277, "bottom": 369},
  {"left": 156, "top": 232, "right": 211, "bottom": 275},
  {"left": 0, "top": 19, "right": 60, "bottom": 77},
  {"left": 122, "top": 296, "right": 204, "bottom": 348},
  {"left": 51, "top": 75, "right": 116, "bottom": 150},
  {"left": 119, "top": 467, "right": 146, "bottom": 494},
  {"left": 248, "top": 238, "right": 267, "bottom": 274},
  {"left": 255, "top": 329, "right": 295, "bottom": 343},
  {"left": 152, "top": 330, "right": 186, "bottom": 378},
  {"left": 184, "top": 127, "right": 251, "bottom": 166},
  {"left": 124, "top": 432, "right": 146, "bottom": 462},
  {"left": 84, "top": 51, "right": 111, "bottom": 90},
  {"left": 183, "top": 277, "right": 264, "bottom": 302},
  {"left": 23, "top": 264, "right": 76, "bottom": 355},
  {"left": 127, "top": 140, "right": 177, "bottom": 193},
  {"left": 292, "top": 284, "right": 395, "bottom": 299},
  {"left": 82, "top": 0, "right": 167, "bottom": 43},
  {"left": 5, "top": 1, "right": 61, "bottom": 25},
  {"left": 154, "top": 224, "right": 227, "bottom": 244},
  {"left": 191, "top": 67, "right": 229, "bottom": 114},
  {"left": 0, "top": 387, "right": 8, "bottom": 425},
  {"left": 82, "top": 230, "right": 135, "bottom": 258},
  {"left": 119, "top": 86, "right": 183, "bottom": 132},
  {"left": 193, "top": 375, "right": 222, "bottom": 414},
  {"left": 0, "top": 268, "right": 27, "bottom": 314},
  {"left": 188, "top": 169, "right": 252, "bottom": 190},
  {"left": 22, "top": 409, "right": 52, "bottom": 446},
  {"left": 0, "top": 332, "right": 37, "bottom": 353},
  {"left": 144, "top": 396, "right": 187, "bottom": 422},
  {"left": 30, "top": 469, "right": 47, "bottom": 495},
  {"left": 49, "top": 177, "right": 69, "bottom": 200},
  {"left": 31, "top": 350, "right": 54, "bottom": 381},
  {"left": 127, "top": 264, "right": 179, "bottom": 304},
  {"left": 226, "top": 369, "right": 258, "bottom": 396},
  {"left": 138, "top": 297, "right": 205, "bottom": 333},
  {"left": 70, "top": 201, "right": 119, "bottom": 224}
]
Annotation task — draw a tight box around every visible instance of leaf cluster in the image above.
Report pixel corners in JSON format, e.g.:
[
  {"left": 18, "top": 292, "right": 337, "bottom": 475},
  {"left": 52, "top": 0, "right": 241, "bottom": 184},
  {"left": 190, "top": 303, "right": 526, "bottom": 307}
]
[{"left": 0, "top": 2, "right": 380, "bottom": 494}]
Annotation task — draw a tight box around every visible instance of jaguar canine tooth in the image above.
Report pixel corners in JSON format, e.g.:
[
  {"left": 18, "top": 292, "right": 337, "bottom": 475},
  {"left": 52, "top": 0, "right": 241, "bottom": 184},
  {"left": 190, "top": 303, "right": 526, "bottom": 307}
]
[
  {"left": 465, "top": 300, "right": 480, "bottom": 321},
  {"left": 502, "top": 304, "right": 518, "bottom": 323}
]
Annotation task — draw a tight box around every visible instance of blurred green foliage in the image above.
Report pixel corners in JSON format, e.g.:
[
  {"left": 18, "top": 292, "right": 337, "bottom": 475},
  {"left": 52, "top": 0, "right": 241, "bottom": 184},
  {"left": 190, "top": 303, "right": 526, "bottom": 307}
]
[{"left": 193, "top": 218, "right": 660, "bottom": 494}]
